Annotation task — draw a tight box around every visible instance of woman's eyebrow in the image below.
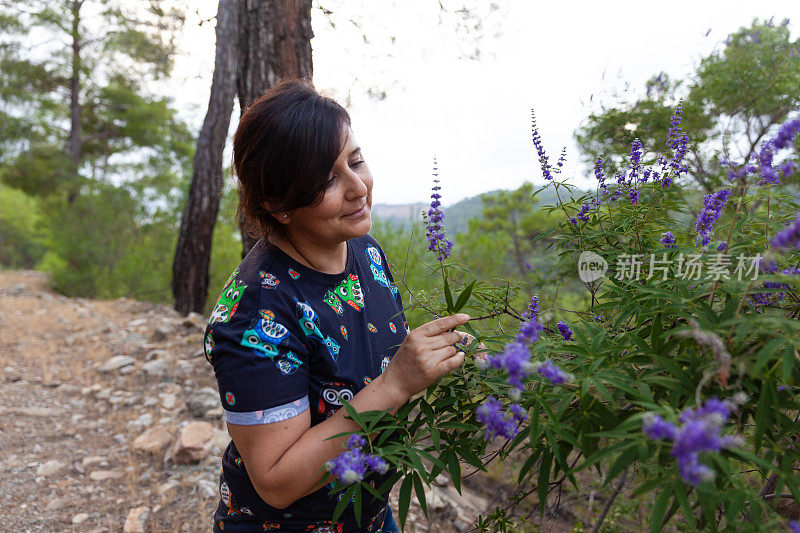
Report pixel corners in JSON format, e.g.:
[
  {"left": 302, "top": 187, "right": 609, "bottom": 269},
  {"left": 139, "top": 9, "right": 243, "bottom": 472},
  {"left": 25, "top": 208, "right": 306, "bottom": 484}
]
[{"left": 349, "top": 147, "right": 361, "bottom": 157}]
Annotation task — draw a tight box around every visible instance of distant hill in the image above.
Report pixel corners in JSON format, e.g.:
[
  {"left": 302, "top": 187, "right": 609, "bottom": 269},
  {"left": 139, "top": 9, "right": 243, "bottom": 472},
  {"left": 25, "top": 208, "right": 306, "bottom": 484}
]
[{"left": 373, "top": 184, "right": 588, "bottom": 234}]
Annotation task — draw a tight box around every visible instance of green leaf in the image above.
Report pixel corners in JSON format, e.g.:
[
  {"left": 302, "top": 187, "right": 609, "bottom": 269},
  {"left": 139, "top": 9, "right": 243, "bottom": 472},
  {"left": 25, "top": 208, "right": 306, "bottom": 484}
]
[
  {"left": 398, "top": 475, "right": 412, "bottom": 531},
  {"left": 453, "top": 280, "right": 475, "bottom": 313},
  {"left": 353, "top": 484, "right": 362, "bottom": 528},
  {"left": 413, "top": 472, "right": 428, "bottom": 518},
  {"left": 444, "top": 275, "right": 454, "bottom": 313},
  {"left": 650, "top": 488, "right": 671, "bottom": 533},
  {"left": 331, "top": 483, "right": 356, "bottom": 523},
  {"left": 537, "top": 449, "right": 552, "bottom": 514},
  {"left": 448, "top": 451, "right": 462, "bottom": 493}
]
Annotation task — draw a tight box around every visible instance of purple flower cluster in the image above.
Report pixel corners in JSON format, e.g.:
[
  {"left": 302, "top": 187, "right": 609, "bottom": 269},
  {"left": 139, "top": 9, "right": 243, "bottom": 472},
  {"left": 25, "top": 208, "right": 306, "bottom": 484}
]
[
  {"left": 531, "top": 111, "right": 554, "bottom": 181},
  {"left": 628, "top": 138, "right": 643, "bottom": 182},
  {"left": 593, "top": 314, "right": 604, "bottom": 322},
  {"left": 643, "top": 398, "right": 743, "bottom": 486},
  {"left": 771, "top": 212, "right": 800, "bottom": 250},
  {"left": 758, "top": 118, "right": 800, "bottom": 185},
  {"left": 664, "top": 105, "right": 689, "bottom": 183},
  {"left": 477, "top": 396, "right": 527, "bottom": 441},
  {"left": 325, "top": 434, "right": 389, "bottom": 485},
  {"left": 717, "top": 241, "right": 727, "bottom": 251},
  {"left": 425, "top": 161, "right": 453, "bottom": 262},
  {"left": 535, "top": 359, "right": 569, "bottom": 385},
  {"left": 660, "top": 231, "right": 676, "bottom": 248},
  {"left": 485, "top": 340, "right": 534, "bottom": 390},
  {"left": 556, "top": 321, "right": 573, "bottom": 341},
  {"left": 790, "top": 520, "right": 800, "bottom": 533},
  {"left": 694, "top": 189, "right": 731, "bottom": 247},
  {"left": 749, "top": 267, "right": 800, "bottom": 307}
]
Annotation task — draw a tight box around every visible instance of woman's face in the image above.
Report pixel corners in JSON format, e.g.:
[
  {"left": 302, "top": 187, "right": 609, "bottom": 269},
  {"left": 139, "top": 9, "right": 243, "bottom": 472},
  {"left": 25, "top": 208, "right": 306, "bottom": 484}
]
[{"left": 284, "top": 126, "right": 373, "bottom": 246}]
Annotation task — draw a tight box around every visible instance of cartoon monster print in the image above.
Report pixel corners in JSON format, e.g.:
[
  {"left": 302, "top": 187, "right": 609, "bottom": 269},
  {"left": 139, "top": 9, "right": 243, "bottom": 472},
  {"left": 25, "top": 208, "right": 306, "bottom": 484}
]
[
  {"left": 288, "top": 268, "right": 300, "bottom": 279},
  {"left": 275, "top": 351, "right": 302, "bottom": 375},
  {"left": 323, "top": 290, "right": 344, "bottom": 315},
  {"left": 337, "top": 273, "right": 364, "bottom": 310},
  {"left": 225, "top": 392, "right": 235, "bottom": 406},
  {"left": 389, "top": 322, "right": 397, "bottom": 333},
  {"left": 366, "top": 244, "right": 398, "bottom": 295},
  {"left": 259, "top": 270, "right": 280, "bottom": 289},
  {"left": 296, "top": 299, "right": 340, "bottom": 359},
  {"left": 363, "top": 376, "right": 372, "bottom": 386},
  {"left": 210, "top": 277, "right": 247, "bottom": 324},
  {"left": 367, "top": 322, "right": 378, "bottom": 333},
  {"left": 381, "top": 356, "right": 391, "bottom": 373},
  {"left": 304, "top": 521, "right": 343, "bottom": 533},
  {"left": 403, "top": 320, "right": 410, "bottom": 334},
  {"left": 317, "top": 382, "right": 354, "bottom": 418},
  {"left": 204, "top": 330, "right": 215, "bottom": 363},
  {"left": 240, "top": 310, "right": 290, "bottom": 359},
  {"left": 262, "top": 522, "right": 281, "bottom": 530}
]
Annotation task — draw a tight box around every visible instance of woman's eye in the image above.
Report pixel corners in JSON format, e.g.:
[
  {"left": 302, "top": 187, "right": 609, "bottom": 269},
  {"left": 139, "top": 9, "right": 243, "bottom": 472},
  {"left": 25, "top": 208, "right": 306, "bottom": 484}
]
[{"left": 350, "top": 160, "right": 365, "bottom": 169}]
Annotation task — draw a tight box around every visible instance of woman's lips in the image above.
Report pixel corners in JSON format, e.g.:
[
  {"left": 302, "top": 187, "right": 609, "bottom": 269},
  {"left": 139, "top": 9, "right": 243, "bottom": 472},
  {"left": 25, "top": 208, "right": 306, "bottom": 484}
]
[{"left": 343, "top": 204, "right": 368, "bottom": 218}]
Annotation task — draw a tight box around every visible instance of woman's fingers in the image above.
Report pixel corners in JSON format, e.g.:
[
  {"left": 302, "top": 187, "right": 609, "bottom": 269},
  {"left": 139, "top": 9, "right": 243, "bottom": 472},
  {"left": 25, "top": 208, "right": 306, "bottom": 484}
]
[
  {"left": 434, "top": 350, "right": 465, "bottom": 374},
  {"left": 420, "top": 314, "right": 470, "bottom": 337}
]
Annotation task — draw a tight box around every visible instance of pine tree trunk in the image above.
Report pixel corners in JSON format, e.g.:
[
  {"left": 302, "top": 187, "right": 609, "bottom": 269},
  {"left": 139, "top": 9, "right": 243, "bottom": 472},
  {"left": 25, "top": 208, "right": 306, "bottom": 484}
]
[
  {"left": 67, "top": 0, "right": 83, "bottom": 204},
  {"left": 237, "top": 0, "right": 313, "bottom": 258},
  {"left": 171, "top": 0, "right": 239, "bottom": 316}
]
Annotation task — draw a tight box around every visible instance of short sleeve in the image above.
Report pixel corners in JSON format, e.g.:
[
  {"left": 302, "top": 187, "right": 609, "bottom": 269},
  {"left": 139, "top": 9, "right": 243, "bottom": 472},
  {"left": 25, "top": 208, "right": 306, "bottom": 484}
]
[{"left": 206, "top": 304, "right": 311, "bottom": 425}]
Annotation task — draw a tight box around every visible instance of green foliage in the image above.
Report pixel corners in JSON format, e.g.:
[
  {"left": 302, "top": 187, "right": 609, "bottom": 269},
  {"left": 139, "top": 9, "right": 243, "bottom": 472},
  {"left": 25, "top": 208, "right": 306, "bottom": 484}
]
[
  {"left": 575, "top": 19, "right": 800, "bottom": 191},
  {"left": 0, "top": 183, "right": 49, "bottom": 268},
  {"left": 332, "top": 103, "right": 800, "bottom": 532}
]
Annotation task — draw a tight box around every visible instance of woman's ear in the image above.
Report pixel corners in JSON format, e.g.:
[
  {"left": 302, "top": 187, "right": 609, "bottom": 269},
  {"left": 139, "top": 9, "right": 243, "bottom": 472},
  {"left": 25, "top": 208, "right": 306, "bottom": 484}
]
[{"left": 264, "top": 202, "right": 292, "bottom": 225}]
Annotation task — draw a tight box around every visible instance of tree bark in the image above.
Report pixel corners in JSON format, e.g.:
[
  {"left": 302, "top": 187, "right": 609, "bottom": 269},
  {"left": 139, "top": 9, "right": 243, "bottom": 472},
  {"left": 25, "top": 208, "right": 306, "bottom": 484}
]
[
  {"left": 171, "top": 0, "right": 239, "bottom": 316},
  {"left": 237, "top": 0, "right": 313, "bottom": 258},
  {"left": 67, "top": 0, "right": 83, "bottom": 204}
]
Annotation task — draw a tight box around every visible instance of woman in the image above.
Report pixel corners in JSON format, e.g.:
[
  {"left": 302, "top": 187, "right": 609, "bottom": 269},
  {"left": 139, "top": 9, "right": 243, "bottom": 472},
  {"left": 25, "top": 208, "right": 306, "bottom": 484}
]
[{"left": 204, "top": 79, "right": 471, "bottom": 532}]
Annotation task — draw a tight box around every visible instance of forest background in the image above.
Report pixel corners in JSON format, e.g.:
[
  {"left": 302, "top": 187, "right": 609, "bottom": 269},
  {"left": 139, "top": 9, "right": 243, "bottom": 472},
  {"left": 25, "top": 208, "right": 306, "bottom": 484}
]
[{"left": 0, "top": 1, "right": 798, "bottom": 330}]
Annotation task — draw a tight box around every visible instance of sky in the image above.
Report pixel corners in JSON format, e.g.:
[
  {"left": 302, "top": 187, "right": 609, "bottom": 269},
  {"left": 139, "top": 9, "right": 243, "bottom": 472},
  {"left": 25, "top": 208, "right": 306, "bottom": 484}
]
[{"left": 168, "top": 1, "right": 798, "bottom": 206}]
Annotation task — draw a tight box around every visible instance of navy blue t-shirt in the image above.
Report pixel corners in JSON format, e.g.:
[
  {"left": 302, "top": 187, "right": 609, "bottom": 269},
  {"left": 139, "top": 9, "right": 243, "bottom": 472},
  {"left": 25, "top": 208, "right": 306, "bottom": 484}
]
[{"left": 204, "top": 234, "right": 408, "bottom": 532}]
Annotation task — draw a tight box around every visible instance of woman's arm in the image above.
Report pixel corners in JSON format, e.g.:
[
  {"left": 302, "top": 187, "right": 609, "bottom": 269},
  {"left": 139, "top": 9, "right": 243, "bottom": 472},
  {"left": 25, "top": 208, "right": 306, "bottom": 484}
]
[{"left": 229, "top": 313, "right": 470, "bottom": 509}]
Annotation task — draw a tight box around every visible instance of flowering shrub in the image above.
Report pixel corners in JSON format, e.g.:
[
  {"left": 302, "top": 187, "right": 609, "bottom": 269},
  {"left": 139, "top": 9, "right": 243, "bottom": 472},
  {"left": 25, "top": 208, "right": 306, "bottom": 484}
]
[{"left": 326, "top": 107, "right": 800, "bottom": 531}]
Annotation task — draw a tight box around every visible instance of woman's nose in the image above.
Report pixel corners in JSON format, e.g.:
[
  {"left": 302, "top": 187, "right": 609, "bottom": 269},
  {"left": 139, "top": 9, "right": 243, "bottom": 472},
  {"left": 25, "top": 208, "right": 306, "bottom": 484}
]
[{"left": 347, "top": 169, "right": 369, "bottom": 198}]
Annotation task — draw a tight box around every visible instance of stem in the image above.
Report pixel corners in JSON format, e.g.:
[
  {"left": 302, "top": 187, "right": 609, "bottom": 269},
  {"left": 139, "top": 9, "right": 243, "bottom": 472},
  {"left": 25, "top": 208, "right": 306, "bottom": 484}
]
[{"left": 591, "top": 466, "right": 629, "bottom": 533}]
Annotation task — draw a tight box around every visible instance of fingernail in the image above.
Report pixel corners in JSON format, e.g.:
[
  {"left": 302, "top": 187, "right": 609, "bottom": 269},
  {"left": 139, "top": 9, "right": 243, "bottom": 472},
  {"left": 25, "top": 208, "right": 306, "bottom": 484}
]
[{"left": 458, "top": 313, "right": 470, "bottom": 321}]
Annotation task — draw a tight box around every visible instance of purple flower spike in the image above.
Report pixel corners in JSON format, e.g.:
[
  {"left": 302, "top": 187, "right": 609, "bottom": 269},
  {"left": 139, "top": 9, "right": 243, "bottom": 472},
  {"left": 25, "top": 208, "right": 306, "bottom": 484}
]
[
  {"left": 661, "top": 231, "right": 676, "bottom": 248},
  {"left": 364, "top": 454, "right": 389, "bottom": 475},
  {"left": 695, "top": 189, "right": 731, "bottom": 247},
  {"left": 594, "top": 314, "right": 604, "bottom": 322},
  {"left": 425, "top": 159, "right": 453, "bottom": 262},
  {"left": 556, "top": 321, "right": 573, "bottom": 341},
  {"left": 346, "top": 434, "right": 366, "bottom": 450},
  {"left": 326, "top": 448, "right": 367, "bottom": 485},
  {"left": 477, "top": 397, "right": 520, "bottom": 441},
  {"left": 771, "top": 212, "right": 800, "bottom": 249},
  {"left": 486, "top": 341, "right": 533, "bottom": 389},
  {"left": 531, "top": 110, "right": 554, "bottom": 181},
  {"left": 643, "top": 414, "right": 679, "bottom": 440},
  {"left": 536, "top": 359, "right": 569, "bottom": 385},
  {"left": 789, "top": 520, "right": 800, "bottom": 533}
]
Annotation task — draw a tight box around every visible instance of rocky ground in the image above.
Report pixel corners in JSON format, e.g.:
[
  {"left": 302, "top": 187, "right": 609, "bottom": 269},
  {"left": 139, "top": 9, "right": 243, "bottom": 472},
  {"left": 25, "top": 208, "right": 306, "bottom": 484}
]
[{"left": 0, "top": 270, "right": 582, "bottom": 533}]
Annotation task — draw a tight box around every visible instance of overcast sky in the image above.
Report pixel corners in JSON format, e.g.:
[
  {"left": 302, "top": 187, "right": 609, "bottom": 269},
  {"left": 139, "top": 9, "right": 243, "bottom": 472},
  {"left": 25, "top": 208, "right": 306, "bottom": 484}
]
[{"left": 169, "top": 1, "right": 798, "bottom": 206}]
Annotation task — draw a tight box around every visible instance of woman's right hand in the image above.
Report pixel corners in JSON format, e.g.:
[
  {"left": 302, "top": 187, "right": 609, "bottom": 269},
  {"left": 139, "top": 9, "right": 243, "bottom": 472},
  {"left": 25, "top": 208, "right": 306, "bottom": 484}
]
[{"left": 380, "top": 313, "right": 471, "bottom": 402}]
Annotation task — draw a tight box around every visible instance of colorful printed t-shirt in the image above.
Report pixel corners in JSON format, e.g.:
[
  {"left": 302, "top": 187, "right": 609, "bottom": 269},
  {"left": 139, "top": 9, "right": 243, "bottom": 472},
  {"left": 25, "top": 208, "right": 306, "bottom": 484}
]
[{"left": 204, "top": 234, "right": 408, "bottom": 532}]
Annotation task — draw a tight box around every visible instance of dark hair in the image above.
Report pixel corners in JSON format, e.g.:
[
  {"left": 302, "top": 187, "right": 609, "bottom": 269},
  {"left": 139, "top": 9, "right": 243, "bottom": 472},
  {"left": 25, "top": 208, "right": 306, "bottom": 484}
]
[{"left": 233, "top": 78, "right": 351, "bottom": 240}]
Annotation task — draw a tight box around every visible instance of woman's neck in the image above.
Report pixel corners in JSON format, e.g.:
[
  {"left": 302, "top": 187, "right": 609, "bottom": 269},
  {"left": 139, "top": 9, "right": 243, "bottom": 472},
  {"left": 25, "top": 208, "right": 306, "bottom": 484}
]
[{"left": 269, "top": 230, "right": 348, "bottom": 274}]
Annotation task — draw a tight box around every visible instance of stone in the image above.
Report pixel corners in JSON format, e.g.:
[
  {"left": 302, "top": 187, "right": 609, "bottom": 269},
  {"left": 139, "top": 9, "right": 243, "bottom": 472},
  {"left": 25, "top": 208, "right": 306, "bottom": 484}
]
[
  {"left": 141, "top": 358, "right": 167, "bottom": 377},
  {"left": 186, "top": 387, "right": 219, "bottom": 418},
  {"left": 89, "top": 469, "right": 124, "bottom": 481},
  {"left": 145, "top": 349, "right": 169, "bottom": 361},
  {"left": 182, "top": 312, "right": 206, "bottom": 329},
  {"left": 72, "top": 513, "right": 90, "bottom": 525},
  {"left": 210, "top": 429, "right": 230, "bottom": 454},
  {"left": 132, "top": 425, "right": 173, "bottom": 455},
  {"left": 122, "top": 506, "right": 150, "bottom": 533},
  {"left": 81, "top": 456, "right": 107, "bottom": 467},
  {"left": 158, "top": 392, "right": 179, "bottom": 410},
  {"left": 37, "top": 459, "right": 65, "bottom": 476},
  {"left": 126, "top": 413, "right": 153, "bottom": 433},
  {"left": 150, "top": 325, "right": 173, "bottom": 342},
  {"left": 171, "top": 421, "right": 214, "bottom": 464},
  {"left": 197, "top": 478, "right": 217, "bottom": 499},
  {"left": 98, "top": 355, "right": 135, "bottom": 373}
]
